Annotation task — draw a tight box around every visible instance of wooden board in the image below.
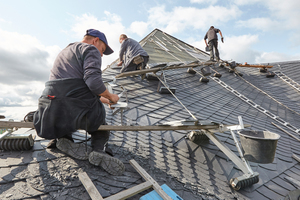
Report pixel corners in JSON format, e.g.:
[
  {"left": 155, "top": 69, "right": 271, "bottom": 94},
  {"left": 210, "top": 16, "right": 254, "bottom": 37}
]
[
  {"left": 0, "top": 121, "right": 249, "bottom": 132},
  {"left": 129, "top": 159, "right": 172, "bottom": 200},
  {"left": 236, "top": 64, "right": 273, "bottom": 68},
  {"left": 105, "top": 181, "right": 153, "bottom": 200},
  {"left": 0, "top": 121, "right": 35, "bottom": 128},
  {"left": 78, "top": 172, "right": 104, "bottom": 200},
  {"left": 115, "top": 61, "right": 216, "bottom": 78}
]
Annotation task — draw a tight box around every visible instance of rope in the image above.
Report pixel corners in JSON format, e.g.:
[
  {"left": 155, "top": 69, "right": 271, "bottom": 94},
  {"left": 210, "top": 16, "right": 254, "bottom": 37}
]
[{"left": 154, "top": 73, "right": 199, "bottom": 124}]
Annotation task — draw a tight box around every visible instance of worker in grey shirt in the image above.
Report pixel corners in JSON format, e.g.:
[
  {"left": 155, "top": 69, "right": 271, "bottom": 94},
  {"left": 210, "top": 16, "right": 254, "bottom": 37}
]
[
  {"left": 117, "top": 34, "right": 149, "bottom": 73},
  {"left": 34, "top": 29, "right": 125, "bottom": 176},
  {"left": 204, "top": 26, "right": 224, "bottom": 62}
]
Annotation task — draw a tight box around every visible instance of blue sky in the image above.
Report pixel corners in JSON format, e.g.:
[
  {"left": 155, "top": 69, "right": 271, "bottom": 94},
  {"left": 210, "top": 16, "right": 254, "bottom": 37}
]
[{"left": 0, "top": 0, "right": 300, "bottom": 120}]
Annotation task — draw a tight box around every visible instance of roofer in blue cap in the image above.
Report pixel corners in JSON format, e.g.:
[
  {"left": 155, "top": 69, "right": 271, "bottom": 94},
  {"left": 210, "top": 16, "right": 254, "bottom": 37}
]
[{"left": 33, "top": 29, "right": 125, "bottom": 176}]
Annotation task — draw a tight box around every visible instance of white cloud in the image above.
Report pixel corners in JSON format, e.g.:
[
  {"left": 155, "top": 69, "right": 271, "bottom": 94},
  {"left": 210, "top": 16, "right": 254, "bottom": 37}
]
[
  {"left": 233, "top": 0, "right": 261, "bottom": 5},
  {"left": 0, "top": 29, "right": 60, "bottom": 120},
  {"left": 267, "top": 0, "right": 300, "bottom": 28},
  {"left": 190, "top": 0, "right": 218, "bottom": 4},
  {"left": 255, "top": 52, "right": 300, "bottom": 64},
  {"left": 129, "top": 21, "right": 149, "bottom": 37},
  {"left": 147, "top": 5, "right": 242, "bottom": 34},
  {"left": 237, "top": 17, "right": 281, "bottom": 31},
  {"left": 219, "top": 34, "right": 260, "bottom": 63},
  {"left": 70, "top": 12, "right": 126, "bottom": 68},
  {"left": 0, "top": 17, "right": 10, "bottom": 24},
  {"left": 234, "top": 0, "right": 300, "bottom": 30}
]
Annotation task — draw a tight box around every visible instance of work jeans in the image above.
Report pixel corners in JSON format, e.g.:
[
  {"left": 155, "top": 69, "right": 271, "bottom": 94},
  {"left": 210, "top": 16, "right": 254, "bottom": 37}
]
[{"left": 209, "top": 39, "right": 220, "bottom": 61}]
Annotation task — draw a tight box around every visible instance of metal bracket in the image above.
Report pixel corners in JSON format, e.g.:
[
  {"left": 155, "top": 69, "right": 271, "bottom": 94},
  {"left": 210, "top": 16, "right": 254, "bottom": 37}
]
[
  {"left": 157, "top": 71, "right": 176, "bottom": 94},
  {"left": 110, "top": 86, "right": 129, "bottom": 125}
]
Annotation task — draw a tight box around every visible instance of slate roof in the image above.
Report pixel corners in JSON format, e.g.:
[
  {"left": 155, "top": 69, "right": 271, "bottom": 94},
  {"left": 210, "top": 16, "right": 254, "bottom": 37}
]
[{"left": 1, "top": 28, "right": 300, "bottom": 200}]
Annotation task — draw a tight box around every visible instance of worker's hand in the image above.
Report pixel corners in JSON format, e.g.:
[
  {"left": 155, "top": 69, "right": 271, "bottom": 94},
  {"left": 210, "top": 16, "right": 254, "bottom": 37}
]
[
  {"left": 109, "top": 93, "right": 119, "bottom": 104},
  {"left": 100, "top": 96, "right": 116, "bottom": 110},
  {"left": 100, "top": 96, "right": 109, "bottom": 104},
  {"left": 221, "top": 37, "right": 224, "bottom": 43},
  {"left": 117, "top": 61, "right": 123, "bottom": 66}
]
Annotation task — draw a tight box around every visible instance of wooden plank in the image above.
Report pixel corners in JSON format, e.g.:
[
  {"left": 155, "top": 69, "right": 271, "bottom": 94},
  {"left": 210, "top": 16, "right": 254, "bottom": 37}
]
[
  {"left": 115, "top": 62, "right": 216, "bottom": 78},
  {"left": 236, "top": 64, "right": 273, "bottom": 68},
  {"left": 0, "top": 121, "right": 34, "bottom": 128},
  {"left": 97, "top": 124, "right": 220, "bottom": 131},
  {"left": 292, "top": 154, "right": 300, "bottom": 163},
  {"left": 78, "top": 172, "right": 104, "bottom": 200},
  {"left": 129, "top": 159, "right": 172, "bottom": 200},
  {"left": 272, "top": 122, "right": 300, "bottom": 142},
  {"left": 0, "top": 121, "right": 249, "bottom": 132},
  {"left": 104, "top": 181, "right": 153, "bottom": 200}
]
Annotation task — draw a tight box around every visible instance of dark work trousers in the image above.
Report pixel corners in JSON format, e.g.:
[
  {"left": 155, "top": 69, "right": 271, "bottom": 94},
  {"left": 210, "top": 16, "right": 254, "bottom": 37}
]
[
  {"left": 209, "top": 39, "right": 220, "bottom": 61},
  {"left": 89, "top": 123, "right": 110, "bottom": 152},
  {"left": 120, "top": 56, "right": 149, "bottom": 73}
]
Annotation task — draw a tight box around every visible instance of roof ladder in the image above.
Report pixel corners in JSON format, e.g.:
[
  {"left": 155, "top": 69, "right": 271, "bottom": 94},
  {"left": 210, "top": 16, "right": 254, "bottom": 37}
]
[
  {"left": 274, "top": 71, "right": 300, "bottom": 93},
  {"left": 212, "top": 77, "right": 300, "bottom": 134}
]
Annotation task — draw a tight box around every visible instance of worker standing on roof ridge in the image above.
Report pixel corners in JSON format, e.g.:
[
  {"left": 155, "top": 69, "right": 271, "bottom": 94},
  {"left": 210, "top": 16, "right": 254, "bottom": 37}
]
[
  {"left": 117, "top": 34, "right": 149, "bottom": 76},
  {"left": 204, "top": 26, "right": 224, "bottom": 62},
  {"left": 33, "top": 29, "right": 125, "bottom": 176}
]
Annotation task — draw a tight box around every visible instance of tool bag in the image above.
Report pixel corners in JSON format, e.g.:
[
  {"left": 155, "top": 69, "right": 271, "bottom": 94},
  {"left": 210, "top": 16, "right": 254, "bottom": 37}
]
[{"left": 133, "top": 55, "right": 144, "bottom": 65}]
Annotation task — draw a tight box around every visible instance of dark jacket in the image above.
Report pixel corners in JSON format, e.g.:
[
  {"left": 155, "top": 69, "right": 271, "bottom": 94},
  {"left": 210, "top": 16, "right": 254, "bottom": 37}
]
[
  {"left": 33, "top": 78, "right": 105, "bottom": 139},
  {"left": 119, "top": 38, "right": 149, "bottom": 68}
]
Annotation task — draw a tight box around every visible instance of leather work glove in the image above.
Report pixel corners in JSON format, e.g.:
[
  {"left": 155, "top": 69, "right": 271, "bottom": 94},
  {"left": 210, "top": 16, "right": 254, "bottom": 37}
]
[{"left": 221, "top": 37, "right": 224, "bottom": 43}]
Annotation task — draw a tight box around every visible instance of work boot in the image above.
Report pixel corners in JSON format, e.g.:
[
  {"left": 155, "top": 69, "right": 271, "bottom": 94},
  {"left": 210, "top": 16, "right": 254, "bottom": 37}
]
[
  {"left": 56, "top": 136, "right": 92, "bottom": 160},
  {"left": 137, "top": 63, "right": 146, "bottom": 80},
  {"left": 89, "top": 131, "right": 125, "bottom": 176},
  {"left": 46, "top": 134, "right": 74, "bottom": 149}
]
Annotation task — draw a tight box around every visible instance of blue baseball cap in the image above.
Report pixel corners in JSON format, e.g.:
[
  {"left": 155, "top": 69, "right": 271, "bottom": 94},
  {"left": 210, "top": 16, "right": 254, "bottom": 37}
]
[{"left": 85, "top": 29, "right": 114, "bottom": 55}]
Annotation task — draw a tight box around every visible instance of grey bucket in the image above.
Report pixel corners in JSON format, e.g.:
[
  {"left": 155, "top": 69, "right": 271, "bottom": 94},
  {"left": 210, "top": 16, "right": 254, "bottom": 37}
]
[
  {"left": 238, "top": 130, "right": 280, "bottom": 164},
  {"left": 201, "top": 66, "right": 211, "bottom": 76}
]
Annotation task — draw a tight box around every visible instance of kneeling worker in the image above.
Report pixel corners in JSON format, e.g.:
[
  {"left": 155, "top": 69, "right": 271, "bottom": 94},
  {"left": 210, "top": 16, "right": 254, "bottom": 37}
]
[
  {"left": 34, "top": 29, "right": 125, "bottom": 176},
  {"left": 117, "top": 34, "right": 149, "bottom": 73}
]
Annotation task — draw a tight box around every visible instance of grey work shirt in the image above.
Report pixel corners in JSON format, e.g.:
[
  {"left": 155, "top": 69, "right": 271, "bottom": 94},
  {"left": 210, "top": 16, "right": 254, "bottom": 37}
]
[
  {"left": 50, "top": 42, "right": 106, "bottom": 96},
  {"left": 204, "top": 28, "right": 220, "bottom": 43},
  {"left": 119, "top": 38, "right": 149, "bottom": 68}
]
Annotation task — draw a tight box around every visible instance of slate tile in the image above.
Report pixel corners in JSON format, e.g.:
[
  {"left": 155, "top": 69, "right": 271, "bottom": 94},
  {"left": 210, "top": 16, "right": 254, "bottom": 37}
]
[
  {"left": 283, "top": 169, "right": 300, "bottom": 181},
  {"left": 265, "top": 180, "right": 290, "bottom": 197},
  {"left": 10, "top": 165, "right": 30, "bottom": 181},
  {"left": 256, "top": 185, "right": 285, "bottom": 200},
  {"left": 0, "top": 182, "right": 31, "bottom": 199},
  {"left": 0, "top": 167, "right": 14, "bottom": 183},
  {"left": 258, "top": 162, "right": 277, "bottom": 171},
  {"left": 163, "top": 131, "right": 185, "bottom": 144},
  {"left": 32, "top": 141, "right": 45, "bottom": 151},
  {"left": 6, "top": 154, "right": 23, "bottom": 166},
  {"left": 277, "top": 153, "right": 293, "bottom": 163},
  {"left": 15, "top": 181, "right": 44, "bottom": 197}
]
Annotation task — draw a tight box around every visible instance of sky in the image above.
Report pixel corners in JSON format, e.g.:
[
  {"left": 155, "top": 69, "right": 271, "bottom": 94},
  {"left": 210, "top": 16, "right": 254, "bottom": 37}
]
[{"left": 0, "top": 0, "right": 300, "bottom": 120}]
